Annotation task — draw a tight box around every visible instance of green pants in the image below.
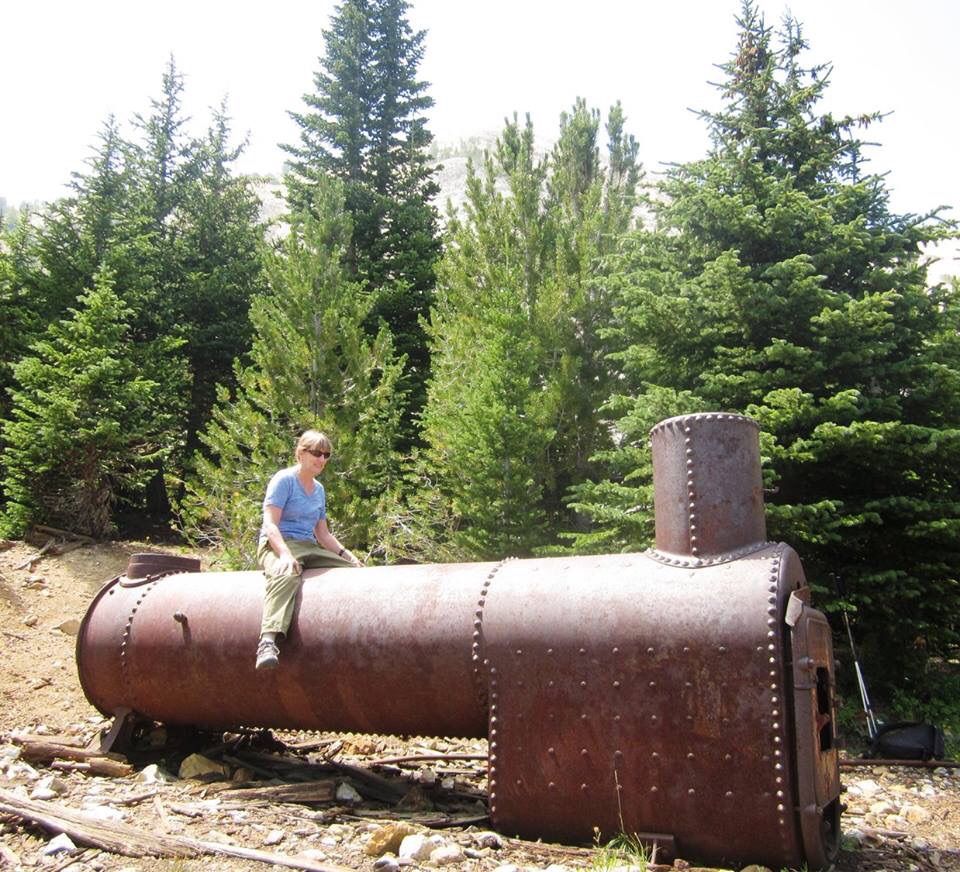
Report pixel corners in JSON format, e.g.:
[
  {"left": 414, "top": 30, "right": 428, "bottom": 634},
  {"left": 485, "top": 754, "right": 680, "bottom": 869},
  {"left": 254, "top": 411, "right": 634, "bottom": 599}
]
[{"left": 257, "top": 539, "right": 354, "bottom": 636}]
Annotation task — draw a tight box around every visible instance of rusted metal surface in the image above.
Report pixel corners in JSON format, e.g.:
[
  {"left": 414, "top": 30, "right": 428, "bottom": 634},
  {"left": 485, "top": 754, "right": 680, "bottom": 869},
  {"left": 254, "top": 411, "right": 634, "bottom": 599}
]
[
  {"left": 75, "top": 412, "right": 841, "bottom": 869},
  {"left": 77, "top": 562, "right": 490, "bottom": 739},
  {"left": 650, "top": 412, "right": 768, "bottom": 564}
]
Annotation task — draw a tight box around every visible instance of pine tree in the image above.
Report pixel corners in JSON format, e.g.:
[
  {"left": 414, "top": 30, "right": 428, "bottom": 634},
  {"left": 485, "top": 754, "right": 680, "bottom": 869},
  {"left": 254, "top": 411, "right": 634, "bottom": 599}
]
[
  {"left": 405, "top": 105, "right": 641, "bottom": 560},
  {"left": 180, "top": 179, "right": 407, "bottom": 567},
  {"left": 283, "top": 0, "right": 441, "bottom": 433},
  {"left": 572, "top": 3, "right": 960, "bottom": 707},
  {"left": 1, "top": 270, "right": 178, "bottom": 537}
]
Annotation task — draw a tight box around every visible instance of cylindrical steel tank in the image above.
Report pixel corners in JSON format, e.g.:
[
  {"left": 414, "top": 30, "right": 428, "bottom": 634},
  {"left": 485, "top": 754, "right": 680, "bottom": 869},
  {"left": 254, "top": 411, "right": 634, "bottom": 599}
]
[{"left": 76, "top": 413, "right": 841, "bottom": 869}]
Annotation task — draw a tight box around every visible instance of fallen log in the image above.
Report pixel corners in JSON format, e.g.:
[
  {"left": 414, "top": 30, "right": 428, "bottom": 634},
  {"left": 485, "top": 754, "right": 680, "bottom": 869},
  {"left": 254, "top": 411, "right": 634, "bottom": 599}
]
[
  {"left": 11, "top": 735, "right": 132, "bottom": 777},
  {"left": 0, "top": 787, "right": 359, "bottom": 871},
  {"left": 841, "top": 758, "right": 960, "bottom": 769},
  {"left": 49, "top": 758, "right": 135, "bottom": 778},
  {"left": 0, "top": 787, "right": 199, "bottom": 858},
  {"left": 34, "top": 525, "right": 96, "bottom": 544},
  {"left": 218, "top": 780, "right": 336, "bottom": 803}
]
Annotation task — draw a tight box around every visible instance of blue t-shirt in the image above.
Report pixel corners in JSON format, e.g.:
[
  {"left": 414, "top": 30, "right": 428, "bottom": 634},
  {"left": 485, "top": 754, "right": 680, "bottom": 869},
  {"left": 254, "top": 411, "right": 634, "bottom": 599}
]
[{"left": 258, "top": 466, "right": 326, "bottom": 545}]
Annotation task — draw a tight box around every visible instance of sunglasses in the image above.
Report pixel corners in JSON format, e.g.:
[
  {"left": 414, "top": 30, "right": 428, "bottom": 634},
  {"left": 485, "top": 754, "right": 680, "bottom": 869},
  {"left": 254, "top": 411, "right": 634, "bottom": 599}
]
[{"left": 306, "top": 449, "right": 332, "bottom": 459}]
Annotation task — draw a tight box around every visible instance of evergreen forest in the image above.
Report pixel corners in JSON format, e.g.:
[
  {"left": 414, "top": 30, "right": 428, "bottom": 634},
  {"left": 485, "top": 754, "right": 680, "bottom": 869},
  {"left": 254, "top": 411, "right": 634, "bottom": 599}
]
[{"left": 2, "top": 1, "right": 958, "bottom": 739}]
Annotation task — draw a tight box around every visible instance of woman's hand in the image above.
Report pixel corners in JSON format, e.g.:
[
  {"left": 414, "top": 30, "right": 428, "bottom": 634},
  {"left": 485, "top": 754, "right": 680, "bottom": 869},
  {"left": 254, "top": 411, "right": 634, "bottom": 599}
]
[{"left": 276, "top": 553, "right": 302, "bottom": 576}]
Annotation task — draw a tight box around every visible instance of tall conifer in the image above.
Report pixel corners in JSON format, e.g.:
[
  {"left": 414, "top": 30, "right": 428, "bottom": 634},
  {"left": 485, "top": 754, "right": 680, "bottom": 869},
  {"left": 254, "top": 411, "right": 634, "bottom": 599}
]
[
  {"left": 283, "top": 0, "right": 440, "bottom": 433},
  {"left": 572, "top": 3, "right": 960, "bottom": 707}
]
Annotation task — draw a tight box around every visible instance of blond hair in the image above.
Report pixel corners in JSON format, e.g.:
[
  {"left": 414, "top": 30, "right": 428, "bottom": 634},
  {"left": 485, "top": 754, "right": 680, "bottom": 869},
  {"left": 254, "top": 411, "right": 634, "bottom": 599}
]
[{"left": 295, "top": 430, "right": 333, "bottom": 460}]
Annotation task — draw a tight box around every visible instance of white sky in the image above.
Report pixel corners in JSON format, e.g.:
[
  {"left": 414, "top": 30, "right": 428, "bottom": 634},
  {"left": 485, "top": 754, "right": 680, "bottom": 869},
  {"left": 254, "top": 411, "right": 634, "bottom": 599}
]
[{"left": 3, "top": 0, "right": 958, "bottom": 231}]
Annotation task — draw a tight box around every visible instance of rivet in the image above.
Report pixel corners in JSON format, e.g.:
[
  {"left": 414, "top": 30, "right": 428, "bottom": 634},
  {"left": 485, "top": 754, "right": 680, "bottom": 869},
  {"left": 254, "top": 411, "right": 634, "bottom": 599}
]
[
  {"left": 473, "top": 620, "right": 482, "bottom": 629},
  {"left": 775, "top": 763, "right": 783, "bottom": 771},
  {"left": 581, "top": 713, "right": 588, "bottom": 721},
  {"left": 548, "top": 782, "right": 555, "bottom": 790},
  {"left": 650, "top": 786, "right": 658, "bottom": 793},
  {"left": 682, "top": 646, "right": 690, "bottom": 653},
  {"left": 651, "top": 751, "right": 659, "bottom": 759},
  {"left": 725, "top": 791, "right": 733, "bottom": 798},
  {"left": 688, "top": 788, "right": 695, "bottom": 795},
  {"left": 548, "top": 747, "right": 555, "bottom": 755},
  {"left": 612, "top": 646, "right": 619, "bottom": 654},
  {"left": 580, "top": 680, "right": 587, "bottom": 687},
  {"left": 581, "top": 783, "right": 588, "bottom": 792},
  {"left": 547, "top": 647, "right": 554, "bottom": 655},
  {"left": 771, "top": 696, "right": 779, "bottom": 704},
  {"left": 686, "top": 715, "right": 694, "bottom": 722},
  {"left": 548, "top": 680, "right": 555, "bottom": 687},
  {"left": 774, "top": 750, "right": 782, "bottom": 758},
  {"left": 515, "top": 648, "right": 522, "bottom": 655},
  {"left": 490, "top": 715, "right": 498, "bottom": 725},
  {"left": 648, "top": 681, "right": 656, "bottom": 688},
  {"left": 775, "top": 777, "right": 783, "bottom": 784},
  {"left": 647, "top": 647, "right": 655, "bottom": 654},
  {"left": 772, "top": 709, "right": 780, "bottom": 717},
  {"left": 777, "top": 803, "right": 785, "bottom": 812},
  {"left": 490, "top": 667, "right": 497, "bottom": 675},
  {"left": 687, "top": 752, "right": 695, "bottom": 759},
  {"left": 516, "top": 779, "right": 522, "bottom": 786},
  {"left": 768, "top": 631, "right": 776, "bottom": 639},
  {"left": 684, "top": 681, "right": 693, "bottom": 688},
  {"left": 579, "top": 647, "right": 586, "bottom": 655},
  {"left": 650, "top": 715, "right": 658, "bottom": 723},
  {"left": 581, "top": 749, "right": 588, "bottom": 757},
  {"left": 613, "top": 680, "right": 621, "bottom": 688},
  {"left": 614, "top": 750, "right": 623, "bottom": 759},
  {"left": 724, "top": 754, "right": 732, "bottom": 761},
  {"left": 773, "top": 722, "right": 780, "bottom": 730},
  {"left": 475, "top": 609, "right": 483, "bottom": 618},
  {"left": 774, "top": 737, "right": 782, "bottom": 744},
  {"left": 718, "top": 645, "right": 727, "bottom": 653}
]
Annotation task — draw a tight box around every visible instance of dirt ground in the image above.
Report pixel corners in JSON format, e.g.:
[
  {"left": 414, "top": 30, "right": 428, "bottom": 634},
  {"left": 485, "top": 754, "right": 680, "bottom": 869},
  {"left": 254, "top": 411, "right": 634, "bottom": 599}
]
[{"left": 1, "top": 537, "right": 958, "bottom": 872}]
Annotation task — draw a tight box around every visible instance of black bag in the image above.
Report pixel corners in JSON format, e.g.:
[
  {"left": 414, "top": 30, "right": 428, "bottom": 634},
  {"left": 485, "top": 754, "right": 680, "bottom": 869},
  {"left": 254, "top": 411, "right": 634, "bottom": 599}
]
[{"left": 869, "top": 721, "right": 946, "bottom": 761}]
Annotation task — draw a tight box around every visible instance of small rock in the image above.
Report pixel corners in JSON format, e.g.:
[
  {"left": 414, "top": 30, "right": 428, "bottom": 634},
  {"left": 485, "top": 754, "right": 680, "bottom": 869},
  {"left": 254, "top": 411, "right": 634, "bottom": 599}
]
[
  {"left": 5, "top": 760, "right": 40, "bottom": 781},
  {"left": 399, "top": 833, "right": 441, "bottom": 861},
  {"left": 475, "top": 831, "right": 503, "bottom": 849},
  {"left": 739, "top": 867, "right": 773, "bottom": 872},
  {"left": 418, "top": 766, "right": 438, "bottom": 787},
  {"left": 178, "top": 753, "right": 228, "bottom": 780},
  {"left": 544, "top": 865, "right": 576, "bottom": 872},
  {"left": 55, "top": 618, "right": 81, "bottom": 635},
  {"left": 82, "top": 805, "right": 125, "bottom": 823},
  {"left": 901, "top": 804, "right": 931, "bottom": 823},
  {"left": 321, "top": 836, "right": 339, "bottom": 848},
  {"left": 869, "top": 800, "right": 894, "bottom": 815},
  {"left": 374, "top": 858, "right": 401, "bottom": 872},
  {"left": 335, "top": 781, "right": 362, "bottom": 803},
  {"left": 441, "top": 776, "right": 455, "bottom": 790},
  {"left": 136, "top": 763, "right": 174, "bottom": 783},
  {"left": 431, "top": 844, "right": 465, "bottom": 865},
  {"left": 263, "top": 829, "right": 285, "bottom": 846},
  {"left": 42, "top": 833, "right": 76, "bottom": 855},
  {"left": 911, "top": 837, "right": 930, "bottom": 850},
  {"left": 301, "top": 849, "right": 327, "bottom": 861},
  {"left": 23, "top": 615, "right": 39, "bottom": 627},
  {"left": 31, "top": 774, "right": 68, "bottom": 799},
  {"left": 491, "top": 866, "right": 520, "bottom": 872},
  {"left": 365, "top": 822, "right": 420, "bottom": 857},
  {"left": 464, "top": 847, "right": 486, "bottom": 859},
  {"left": 232, "top": 766, "right": 255, "bottom": 782},
  {"left": 853, "top": 778, "right": 881, "bottom": 797}
]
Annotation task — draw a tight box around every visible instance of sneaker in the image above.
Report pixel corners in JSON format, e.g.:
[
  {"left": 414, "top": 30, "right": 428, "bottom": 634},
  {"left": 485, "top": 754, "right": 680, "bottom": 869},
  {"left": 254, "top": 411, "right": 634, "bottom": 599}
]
[{"left": 255, "top": 639, "right": 279, "bottom": 671}]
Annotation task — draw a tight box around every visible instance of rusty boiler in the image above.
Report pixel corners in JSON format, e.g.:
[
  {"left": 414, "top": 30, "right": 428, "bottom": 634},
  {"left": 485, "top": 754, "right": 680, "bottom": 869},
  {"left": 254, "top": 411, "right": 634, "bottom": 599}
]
[{"left": 76, "top": 413, "right": 842, "bottom": 869}]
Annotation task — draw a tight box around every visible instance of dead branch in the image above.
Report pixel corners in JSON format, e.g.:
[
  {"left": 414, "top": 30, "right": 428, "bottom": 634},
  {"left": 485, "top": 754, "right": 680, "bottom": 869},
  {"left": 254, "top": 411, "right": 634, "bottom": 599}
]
[
  {"left": 0, "top": 788, "right": 353, "bottom": 871},
  {"left": 13, "top": 538, "right": 55, "bottom": 570},
  {"left": 34, "top": 525, "right": 96, "bottom": 544},
  {"left": 369, "top": 752, "right": 487, "bottom": 766},
  {"left": 841, "top": 758, "right": 960, "bottom": 769},
  {"left": 218, "top": 780, "right": 335, "bottom": 804},
  {"left": 0, "top": 787, "right": 200, "bottom": 858},
  {"left": 12, "top": 735, "right": 132, "bottom": 777}
]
